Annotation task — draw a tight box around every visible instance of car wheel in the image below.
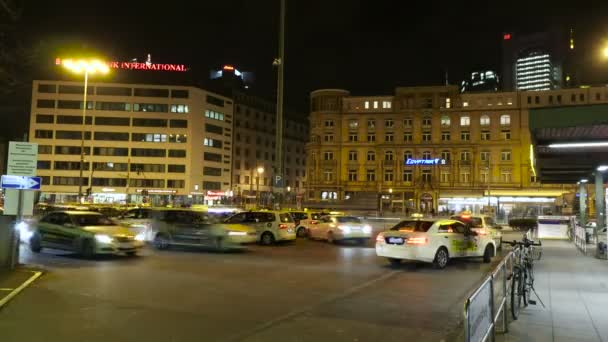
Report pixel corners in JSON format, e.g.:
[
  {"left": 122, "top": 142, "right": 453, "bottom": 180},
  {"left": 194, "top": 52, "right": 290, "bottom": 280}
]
[
  {"left": 483, "top": 244, "right": 494, "bottom": 263},
  {"left": 80, "top": 239, "right": 96, "bottom": 259},
  {"left": 154, "top": 234, "right": 170, "bottom": 250},
  {"left": 388, "top": 258, "right": 401, "bottom": 266},
  {"left": 261, "top": 232, "right": 275, "bottom": 246},
  {"left": 327, "top": 231, "right": 336, "bottom": 244},
  {"left": 29, "top": 232, "right": 42, "bottom": 253},
  {"left": 433, "top": 247, "right": 449, "bottom": 269},
  {"left": 296, "top": 227, "right": 307, "bottom": 238}
]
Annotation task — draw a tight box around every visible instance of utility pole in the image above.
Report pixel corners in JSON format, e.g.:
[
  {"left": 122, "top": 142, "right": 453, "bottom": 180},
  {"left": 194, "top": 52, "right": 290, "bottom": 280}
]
[{"left": 274, "top": 0, "right": 286, "bottom": 209}]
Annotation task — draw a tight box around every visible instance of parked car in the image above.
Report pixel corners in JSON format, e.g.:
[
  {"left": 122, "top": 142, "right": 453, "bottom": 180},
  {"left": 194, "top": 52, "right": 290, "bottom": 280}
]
[
  {"left": 289, "top": 211, "right": 324, "bottom": 238},
  {"left": 29, "top": 211, "right": 144, "bottom": 258},
  {"left": 224, "top": 211, "right": 296, "bottom": 245},
  {"left": 307, "top": 215, "right": 372, "bottom": 244},
  {"left": 376, "top": 218, "right": 497, "bottom": 269}
]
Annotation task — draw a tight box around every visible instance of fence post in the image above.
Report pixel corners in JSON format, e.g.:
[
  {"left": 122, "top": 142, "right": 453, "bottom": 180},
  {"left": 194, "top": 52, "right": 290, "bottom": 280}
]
[{"left": 503, "top": 257, "right": 508, "bottom": 333}]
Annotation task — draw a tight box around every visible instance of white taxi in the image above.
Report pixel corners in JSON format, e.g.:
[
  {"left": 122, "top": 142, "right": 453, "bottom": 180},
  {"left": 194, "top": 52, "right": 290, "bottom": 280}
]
[
  {"left": 375, "top": 218, "right": 497, "bottom": 269},
  {"left": 308, "top": 215, "right": 372, "bottom": 244},
  {"left": 450, "top": 213, "right": 503, "bottom": 249}
]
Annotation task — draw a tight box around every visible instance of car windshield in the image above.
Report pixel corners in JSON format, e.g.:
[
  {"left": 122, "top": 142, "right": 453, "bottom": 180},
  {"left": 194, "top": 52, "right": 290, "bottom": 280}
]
[
  {"left": 279, "top": 213, "right": 294, "bottom": 222},
  {"left": 336, "top": 216, "right": 361, "bottom": 223},
  {"left": 73, "top": 214, "right": 115, "bottom": 227},
  {"left": 391, "top": 220, "right": 434, "bottom": 232}
]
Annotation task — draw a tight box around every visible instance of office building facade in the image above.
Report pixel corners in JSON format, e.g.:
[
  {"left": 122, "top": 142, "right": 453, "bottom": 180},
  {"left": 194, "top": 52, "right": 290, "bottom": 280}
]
[
  {"left": 30, "top": 80, "right": 233, "bottom": 205},
  {"left": 306, "top": 85, "right": 608, "bottom": 216},
  {"left": 231, "top": 92, "right": 308, "bottom": 207}
]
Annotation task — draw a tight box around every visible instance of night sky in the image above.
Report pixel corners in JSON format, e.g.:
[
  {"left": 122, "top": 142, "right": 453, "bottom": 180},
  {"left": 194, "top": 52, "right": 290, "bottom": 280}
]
[{"left": 12, "top": 0, "right": 608, "bottom": 112}]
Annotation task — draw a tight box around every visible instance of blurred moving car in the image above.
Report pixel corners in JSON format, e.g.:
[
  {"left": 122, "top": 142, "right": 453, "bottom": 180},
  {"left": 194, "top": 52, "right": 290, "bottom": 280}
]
[
  {"left": 224, "top": 211, "right": 296, "bottom": 245},
  {"left": 29, "top": 211, "right": 144, "bottom": 258},
  {"left": 151, "top": 210, "right": 257, "bottom": 251},
  {"left": 289, "top": 211, "right": 324, "bottom": 238},
  {"left": 308, "top": 215, "right": 372, "bottom": 244},
  {"left": 375, "top": 218, "right": 497, "bottom": 269},
  {"left": 450, "top": 212, "right": 503, "bottom": 249}
]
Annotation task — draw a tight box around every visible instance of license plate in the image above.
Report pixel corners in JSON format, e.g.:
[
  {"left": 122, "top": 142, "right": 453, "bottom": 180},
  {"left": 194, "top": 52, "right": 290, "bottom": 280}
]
[
  {"left": 387, "top": 237, "right": 404, "bottom": 244},
  {"left": 119, "top": 243, "right": 135, "bottom": 249}
]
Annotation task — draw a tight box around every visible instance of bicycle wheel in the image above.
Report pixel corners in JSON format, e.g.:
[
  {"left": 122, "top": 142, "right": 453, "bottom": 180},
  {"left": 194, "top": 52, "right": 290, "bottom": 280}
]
[{"left": 511, "top": 267, "right": 523, "bottom": 320}]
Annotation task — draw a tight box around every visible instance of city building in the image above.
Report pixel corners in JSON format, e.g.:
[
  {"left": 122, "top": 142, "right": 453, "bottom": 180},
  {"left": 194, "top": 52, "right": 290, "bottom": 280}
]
[
  {"left": 501, "top": 30, "right": 573, "bottom": 91},
  {"left": 460, "top": 70, "right": 500, "bottom": 93},
  {"left": 231, "top": 92, "right": 308, "bottom": 207},
  {"left": 29, "top": 80, "right": 234, "bottom": 205},
  {"left": 306, "top": 85, "right": 608, "bottom": 217}
]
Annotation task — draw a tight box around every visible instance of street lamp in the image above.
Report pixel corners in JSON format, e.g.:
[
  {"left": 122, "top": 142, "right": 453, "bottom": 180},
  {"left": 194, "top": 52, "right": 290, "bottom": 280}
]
[
  {"left": 603, "top": 46, "right": 608, "bottom": 59},
  {"left": 256, "top": 167, "right": 265, "bottom": 207},
  {"left": 61, "top": 58, "right": 110, "bottom": 202}
]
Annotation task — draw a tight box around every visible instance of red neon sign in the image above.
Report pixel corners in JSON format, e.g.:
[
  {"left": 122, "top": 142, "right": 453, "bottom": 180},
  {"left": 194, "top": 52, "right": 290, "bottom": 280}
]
[{"left": 108, "top": 61, "right": 188, "bottom": 72}]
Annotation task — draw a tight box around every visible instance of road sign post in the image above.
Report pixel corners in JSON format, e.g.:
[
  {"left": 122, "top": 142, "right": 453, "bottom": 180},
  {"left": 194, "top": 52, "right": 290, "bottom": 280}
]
[{"left": 1, "top": 142, "right": 38, "bottom": 270}]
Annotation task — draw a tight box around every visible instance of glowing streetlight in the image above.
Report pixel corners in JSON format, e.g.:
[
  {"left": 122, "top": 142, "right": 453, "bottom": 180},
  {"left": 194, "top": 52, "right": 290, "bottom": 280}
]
[
  {"left": 603, "top": 46, "right": 608, "bottom": 59},
  {"left": 60, "top": 58, "right": 110, "bottom": 201},
  {"left": 256, "top": 167, "right": 265, "bottom": 207},
  {"left": 388, "top": 188, "right": 393, "bottom": 194}
]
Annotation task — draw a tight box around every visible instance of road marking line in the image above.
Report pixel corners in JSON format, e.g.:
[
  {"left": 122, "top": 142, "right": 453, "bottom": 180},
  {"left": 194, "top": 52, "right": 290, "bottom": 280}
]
[
  {"left": 0, "top": 271, "right": 43, "bottom": 309},
  {"left": 0, "top": 288, "right": 14, "bottom": 291},
  {"left": 224, "top": 270, "right": 399, "bottom": 342}
]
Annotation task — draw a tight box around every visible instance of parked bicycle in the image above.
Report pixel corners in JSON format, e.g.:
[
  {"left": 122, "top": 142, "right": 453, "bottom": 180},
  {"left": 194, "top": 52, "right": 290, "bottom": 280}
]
[{"left": 503, "top": 235, "right": 544, "bottom": 320}]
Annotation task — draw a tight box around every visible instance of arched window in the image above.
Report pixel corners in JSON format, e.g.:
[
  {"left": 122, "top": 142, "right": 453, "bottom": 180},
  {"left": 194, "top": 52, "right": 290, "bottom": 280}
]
[
  {"left": 385, "top": 151, "right": 394, "bottom": 161},
  {"left": 404, "top": 150, "right": 413, "bottom": 160},
  {"left": 500, "top": 115, "right": 511, "bottom": 125},
  {"left": 441, "top": 115, "right": 451, "bottom": 126},
  {"left": 480, "top": 114, "right": 490, "bottom": 126}
]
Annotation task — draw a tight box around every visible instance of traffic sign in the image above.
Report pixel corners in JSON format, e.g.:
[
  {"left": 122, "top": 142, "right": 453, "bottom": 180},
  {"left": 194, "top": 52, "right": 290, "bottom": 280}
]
[
  {"left": 7, "top": 141, "right": 38, "bottom": 176},
  {"left": 1, "top": 175, "right": 42, "bottom": 190}
]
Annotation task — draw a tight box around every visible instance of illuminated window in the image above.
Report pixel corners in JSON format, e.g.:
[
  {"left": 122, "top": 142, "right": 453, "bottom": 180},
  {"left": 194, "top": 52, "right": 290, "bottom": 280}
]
[
  {"left": 500, "top": 115, "right": 511, "bottom": 125},
  {"left": 382, "top": 101, "right": 392, "bottom": 109},
  {"left": 349, "top": 120, "right": 359, "bottom": 129},
  {"left": 205, "top": 110, "right": 224, "bottom": 121},
  {"left": 170, "top": 104, "right": 189, "bottom": 113},
  {"left": 441, "top": 115, "right": 451, "bottom": 126},
  {"left": 460, "top": 115, "right": 470, "bottom": 126},
  {"left": 364, "top": 101, "right": 370, "bottom": 109},
  {"left": 480, "top": 115, "right": 490, "bottom": 126},
  {"left": 373, "top": 101, "right": 379, "bottom": 109}
]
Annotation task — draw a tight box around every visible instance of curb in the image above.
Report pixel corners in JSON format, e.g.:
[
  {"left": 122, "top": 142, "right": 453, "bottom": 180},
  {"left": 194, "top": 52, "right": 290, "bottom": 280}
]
[{"left": 0, "top": 270, "right": 43, "bottom": 309}]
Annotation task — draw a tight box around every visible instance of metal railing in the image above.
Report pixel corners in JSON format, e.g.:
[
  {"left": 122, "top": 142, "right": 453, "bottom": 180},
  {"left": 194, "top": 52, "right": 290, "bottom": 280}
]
[
  {"left": 573, "top": 224, "right": 587, "bottom": 254},
  {"left": 464, "top": 248, "right": 517, "bottom": 342}
]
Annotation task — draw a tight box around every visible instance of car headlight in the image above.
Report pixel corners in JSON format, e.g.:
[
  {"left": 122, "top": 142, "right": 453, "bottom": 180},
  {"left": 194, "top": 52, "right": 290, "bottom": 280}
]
[
  {"left": 338, "top": 225, "right": 351, "bottom": 234},
  {"left": 134, "top": 233, "right": 146, "bottom": 241},
  {"left": 95, "top": 234, "right": 113, "bottom": 244},
  {"left": 363, "top": 225, "right": 372, "bottom": 234},
  {"left": 228, "top": 231, "right": 247, "bottom": 236}
]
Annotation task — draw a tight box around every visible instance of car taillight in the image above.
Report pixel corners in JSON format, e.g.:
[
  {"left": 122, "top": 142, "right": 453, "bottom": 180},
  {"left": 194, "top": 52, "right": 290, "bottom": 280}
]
[
  {"left": 407, "top": 237, "right": 428, "bottom": 245},
  {"left": 376, "top": 235, "right": 385, "bottom": 243},
  {"left": 279, "top": 224, "right": 288, "bottom": 229}
]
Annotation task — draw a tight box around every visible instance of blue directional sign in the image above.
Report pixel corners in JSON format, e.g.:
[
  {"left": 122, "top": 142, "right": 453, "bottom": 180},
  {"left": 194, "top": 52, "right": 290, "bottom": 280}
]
[{"left": 1, "top": 175, "right": 42, "bottom": 190}]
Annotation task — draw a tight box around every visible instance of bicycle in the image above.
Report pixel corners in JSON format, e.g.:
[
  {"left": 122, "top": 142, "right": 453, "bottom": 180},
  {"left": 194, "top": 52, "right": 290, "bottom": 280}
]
[{"left": 503, "top": 235, "right": 544, "bottom": 320}]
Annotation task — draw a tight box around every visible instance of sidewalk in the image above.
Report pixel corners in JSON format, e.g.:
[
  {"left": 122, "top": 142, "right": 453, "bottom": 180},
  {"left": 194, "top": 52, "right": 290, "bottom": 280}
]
[
  {"left": 498, "top": 240, "right": 608, "bottom": 342},
  {"left": 0, "top": 267, "right": 43, "bottom": 309}
]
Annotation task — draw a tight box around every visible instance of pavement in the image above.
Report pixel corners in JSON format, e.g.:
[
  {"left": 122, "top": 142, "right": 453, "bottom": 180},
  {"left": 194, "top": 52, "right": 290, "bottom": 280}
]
[
  {"left": 0, "top": 267, "right": 42, "bottom": 308},
  {"left": 497, "top": 238, "right": 608, "bottom": 342},
  {"left": 0, "top": 227, "right": 504, "bottom": 342}
]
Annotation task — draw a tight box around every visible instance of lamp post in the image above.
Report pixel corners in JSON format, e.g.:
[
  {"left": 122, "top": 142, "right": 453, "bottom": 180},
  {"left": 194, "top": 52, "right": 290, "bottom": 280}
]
[
  {"left": 256, "top": 166, "right": 265, "bottom": 207},
  {"left": 60, "top": 59, "right": 109, "bottom": 202}
]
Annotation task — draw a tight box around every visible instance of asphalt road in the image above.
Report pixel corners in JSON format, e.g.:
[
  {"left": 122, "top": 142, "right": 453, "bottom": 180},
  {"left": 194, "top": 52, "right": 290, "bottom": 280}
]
[{"left": 0, "top": 232, "right": 507, "bottom": 342}]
